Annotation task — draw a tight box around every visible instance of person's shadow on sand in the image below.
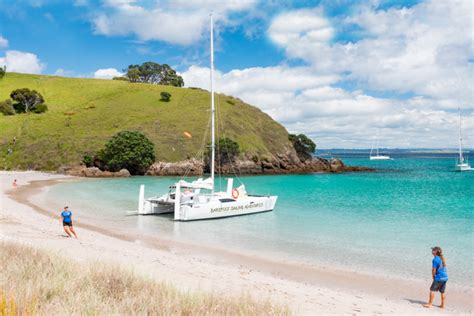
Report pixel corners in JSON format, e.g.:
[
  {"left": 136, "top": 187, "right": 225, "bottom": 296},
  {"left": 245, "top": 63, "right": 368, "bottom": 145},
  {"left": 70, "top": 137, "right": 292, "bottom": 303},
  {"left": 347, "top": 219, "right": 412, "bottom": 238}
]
[{"left": 404, "top": 298, "right": 426, "bottom": 306}]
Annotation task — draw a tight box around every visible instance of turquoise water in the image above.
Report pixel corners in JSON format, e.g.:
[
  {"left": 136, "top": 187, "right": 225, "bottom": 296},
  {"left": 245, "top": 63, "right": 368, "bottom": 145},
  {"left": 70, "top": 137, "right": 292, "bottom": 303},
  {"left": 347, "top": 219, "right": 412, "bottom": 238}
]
[{"left": 45, "top": 156, "right": 473, "bottom": 286}]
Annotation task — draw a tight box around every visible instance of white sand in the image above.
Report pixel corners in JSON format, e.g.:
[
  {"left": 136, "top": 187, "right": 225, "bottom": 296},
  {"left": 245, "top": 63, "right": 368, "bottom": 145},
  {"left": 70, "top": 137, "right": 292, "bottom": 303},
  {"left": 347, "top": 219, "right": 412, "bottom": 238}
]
[{"left": 1, "top": 171, "right": 472, "bottom": 315}]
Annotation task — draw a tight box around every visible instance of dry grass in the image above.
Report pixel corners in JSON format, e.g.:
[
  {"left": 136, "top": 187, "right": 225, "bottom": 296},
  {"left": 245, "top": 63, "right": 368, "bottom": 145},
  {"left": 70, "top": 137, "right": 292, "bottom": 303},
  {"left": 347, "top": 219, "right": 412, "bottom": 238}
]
[{"left": 0, "top": 242, "right": 289, "bottom": 315}]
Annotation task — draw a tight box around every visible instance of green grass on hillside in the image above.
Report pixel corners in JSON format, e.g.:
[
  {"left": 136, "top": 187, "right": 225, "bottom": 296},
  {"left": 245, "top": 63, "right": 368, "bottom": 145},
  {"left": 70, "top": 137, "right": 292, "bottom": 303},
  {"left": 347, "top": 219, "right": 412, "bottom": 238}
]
[{"left": 0, "top": 73, "right": 292, "bottom": 170}]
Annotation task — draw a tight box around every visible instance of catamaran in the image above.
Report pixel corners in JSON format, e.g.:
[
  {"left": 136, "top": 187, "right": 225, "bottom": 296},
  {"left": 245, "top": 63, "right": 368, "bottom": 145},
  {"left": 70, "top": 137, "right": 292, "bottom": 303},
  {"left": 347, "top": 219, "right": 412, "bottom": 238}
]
[
  {"left": 134, "top": 15, "right": 278, "bottom": 220},
  {"left": 455, "top": 108, "right": 472, "bottom": 172},
  {"left": 369, "top": 133, "right": 391, "bottom": 160}
]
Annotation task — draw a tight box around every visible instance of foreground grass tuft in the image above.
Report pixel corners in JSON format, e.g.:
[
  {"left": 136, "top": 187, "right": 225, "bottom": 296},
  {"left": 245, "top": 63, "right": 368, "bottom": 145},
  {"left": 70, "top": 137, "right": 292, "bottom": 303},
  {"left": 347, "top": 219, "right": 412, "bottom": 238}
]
[{"left": 0, "top": 242, "right": 289, "bottom": 315}]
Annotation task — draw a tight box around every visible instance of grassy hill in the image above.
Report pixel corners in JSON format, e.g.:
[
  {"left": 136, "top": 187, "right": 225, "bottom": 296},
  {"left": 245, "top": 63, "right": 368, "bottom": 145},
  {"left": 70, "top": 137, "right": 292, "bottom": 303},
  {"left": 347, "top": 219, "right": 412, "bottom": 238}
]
[{"left": 0, "top": 73, "right": 292, "bottom": 170}]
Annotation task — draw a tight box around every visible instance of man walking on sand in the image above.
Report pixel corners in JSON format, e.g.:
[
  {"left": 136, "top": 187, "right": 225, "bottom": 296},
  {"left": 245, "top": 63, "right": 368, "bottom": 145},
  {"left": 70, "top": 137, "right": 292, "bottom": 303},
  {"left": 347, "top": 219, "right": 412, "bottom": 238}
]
[{"left": 60, "top": 206, "right": 78, "bottom": 238}]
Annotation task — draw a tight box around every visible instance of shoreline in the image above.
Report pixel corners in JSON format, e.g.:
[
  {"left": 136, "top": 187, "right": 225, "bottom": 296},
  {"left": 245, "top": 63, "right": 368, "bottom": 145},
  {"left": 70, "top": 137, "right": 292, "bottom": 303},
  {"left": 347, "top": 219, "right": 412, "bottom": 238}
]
[
  {"left": 1, "top": 171, "right": 472, "bottom": 314},
  {"left": 61, "top": 156, "right": 375, "bottom": 178}
]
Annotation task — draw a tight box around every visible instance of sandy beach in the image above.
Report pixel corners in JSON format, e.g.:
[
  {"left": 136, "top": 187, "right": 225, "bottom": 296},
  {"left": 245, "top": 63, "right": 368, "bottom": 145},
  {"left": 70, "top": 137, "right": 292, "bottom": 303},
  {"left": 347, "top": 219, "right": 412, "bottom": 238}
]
[{"left": 1, "top": 171, "right": 472, "bottom": 315}]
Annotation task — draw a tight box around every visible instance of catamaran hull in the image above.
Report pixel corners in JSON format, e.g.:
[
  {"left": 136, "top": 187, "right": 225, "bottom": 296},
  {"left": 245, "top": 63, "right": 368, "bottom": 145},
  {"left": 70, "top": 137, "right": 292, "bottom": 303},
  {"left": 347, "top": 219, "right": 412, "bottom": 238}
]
[
  {"left": 175, "top": 196, "right": 278, "bottom": 221},
  {"left": 456, "top": 163, "right": 473, "bottom": 172},
  {"left": 370, "top": 156, "right": 391, "bottom": 160},
  {"left": 140, "top": 200, "right": 174, "bottom": 215}
]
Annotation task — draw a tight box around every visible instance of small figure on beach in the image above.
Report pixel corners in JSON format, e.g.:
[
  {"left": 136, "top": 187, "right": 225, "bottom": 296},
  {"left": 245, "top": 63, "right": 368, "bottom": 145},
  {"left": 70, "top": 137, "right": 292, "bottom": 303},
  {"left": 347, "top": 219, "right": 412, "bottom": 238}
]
[
  {"left": 12, "top": 179, "right": 17, "bottom": 187},
  {"left": 61, "top": 206, "right": 78, "bottom": 238},
  {"left": 423, "top": 246, "right": 448, "bottom": 309}
]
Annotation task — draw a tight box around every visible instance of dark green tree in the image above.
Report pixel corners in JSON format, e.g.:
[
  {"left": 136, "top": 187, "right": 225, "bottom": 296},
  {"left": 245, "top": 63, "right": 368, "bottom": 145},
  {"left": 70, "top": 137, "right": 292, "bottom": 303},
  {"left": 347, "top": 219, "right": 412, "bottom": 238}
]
[
  {"left": 0, "top": 99, "right": 15, "bottom": 115},
  {"left": 124, "top": 62, "right": 184, "bottom": 87},
  {"left": 289, "top": 134, "right": 316, "bottom": 161},
  {"left": 216, "top": 137, "right": 240, "bottom": 164},
  {"left": 160, "top": 91, "right": 171, "bottom": 102},
  {"left": 0, "top": 66, "right": 5, "bottom": 79},
  {"left": 101, "top": 131, "right": 155, "bottom": 175},
  {"left": 126, "top": 68, "right": 140, "bottom": 83},
  {"left": 10, "top": 88, "right": 47, "bottom": 113}
]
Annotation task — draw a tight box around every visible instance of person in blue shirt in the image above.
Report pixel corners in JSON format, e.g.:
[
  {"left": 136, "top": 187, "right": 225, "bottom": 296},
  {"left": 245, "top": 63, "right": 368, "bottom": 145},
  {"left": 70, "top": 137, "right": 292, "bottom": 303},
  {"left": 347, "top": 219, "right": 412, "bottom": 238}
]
[
  {"left": 423, "top": 246, "right": 448, "bottom": 309},
  {"left": 60, "top": 206, "right": 77, "bottom": 238}
]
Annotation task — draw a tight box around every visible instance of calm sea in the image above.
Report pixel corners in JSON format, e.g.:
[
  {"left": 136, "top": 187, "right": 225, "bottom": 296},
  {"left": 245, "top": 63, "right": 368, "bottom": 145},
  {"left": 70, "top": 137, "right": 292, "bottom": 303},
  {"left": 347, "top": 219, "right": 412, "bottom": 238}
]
[{"left": 44, "top": 154, "right": 473, "bottom": 286}]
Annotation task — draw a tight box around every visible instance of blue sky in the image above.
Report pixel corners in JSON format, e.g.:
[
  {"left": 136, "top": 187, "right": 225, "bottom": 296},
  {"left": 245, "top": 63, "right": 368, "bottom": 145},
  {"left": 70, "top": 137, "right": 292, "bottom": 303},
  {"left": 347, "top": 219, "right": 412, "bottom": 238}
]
[
  {"left": 0, "top": 0, "right": 472, "bottom": 148},
  {"left": 0, "top": 0, "right": 424, "bottom": 74}
]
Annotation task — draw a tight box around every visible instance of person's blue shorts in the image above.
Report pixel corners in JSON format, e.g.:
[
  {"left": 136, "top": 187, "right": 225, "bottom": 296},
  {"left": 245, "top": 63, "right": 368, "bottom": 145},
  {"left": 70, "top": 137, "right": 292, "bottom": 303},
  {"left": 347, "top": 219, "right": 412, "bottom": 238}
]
[{"left": 430, "top": 280, "right": 447, "bottom": 293}]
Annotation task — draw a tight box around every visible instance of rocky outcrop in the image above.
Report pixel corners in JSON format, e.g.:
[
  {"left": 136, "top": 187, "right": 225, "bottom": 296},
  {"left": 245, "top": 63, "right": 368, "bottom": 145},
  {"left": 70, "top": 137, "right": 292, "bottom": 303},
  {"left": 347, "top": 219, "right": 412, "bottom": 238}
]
[
  {"left": 58, "top": 153, "right": 372, "bottom": 177},
  {"left": 216, "top": 156, "right": 372, "bottom": 174},
  {"left": 146, "top": 154, "right": 373, "bottom": 176},
  {"left": 145, "top": 158, "right": 203, "bottom": 176},
  {"left": 59, "top": 166, "right": 131, "bottom": 177}
]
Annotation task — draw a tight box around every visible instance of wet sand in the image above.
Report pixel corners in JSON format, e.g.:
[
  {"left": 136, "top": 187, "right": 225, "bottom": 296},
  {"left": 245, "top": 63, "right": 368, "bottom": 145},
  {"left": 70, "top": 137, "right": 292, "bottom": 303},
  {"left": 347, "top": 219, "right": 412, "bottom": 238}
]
[{"left": 1, "top": 171, "right": 472, "bottom": 314}]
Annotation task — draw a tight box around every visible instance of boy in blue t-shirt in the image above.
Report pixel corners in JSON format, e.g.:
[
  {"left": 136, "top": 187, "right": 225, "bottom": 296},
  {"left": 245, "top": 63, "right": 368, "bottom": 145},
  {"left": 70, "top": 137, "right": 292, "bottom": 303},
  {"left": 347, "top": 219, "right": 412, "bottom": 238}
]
[
  {"left": 61, "top": 206, "right": 78, "bottom": 238},
  {"left": 423, "top": 246, "right": 448, "bottom": 309}
]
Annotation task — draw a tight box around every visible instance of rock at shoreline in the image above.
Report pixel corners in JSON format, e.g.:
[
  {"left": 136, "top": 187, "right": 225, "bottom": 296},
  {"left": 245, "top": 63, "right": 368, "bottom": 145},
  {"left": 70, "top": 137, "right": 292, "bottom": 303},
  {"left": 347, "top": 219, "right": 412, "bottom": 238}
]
[
  {"left": 146, "top": 158, "right": 203, "bottom": 176},
  {"left": 58, "top": 153, "right": 372, "bottom": 177},
  {"left": 59, "top": 166, "right": 131, "bottom": 177},
  {"left": 203, "top": 154, "right": 372, "bottom": 175}
]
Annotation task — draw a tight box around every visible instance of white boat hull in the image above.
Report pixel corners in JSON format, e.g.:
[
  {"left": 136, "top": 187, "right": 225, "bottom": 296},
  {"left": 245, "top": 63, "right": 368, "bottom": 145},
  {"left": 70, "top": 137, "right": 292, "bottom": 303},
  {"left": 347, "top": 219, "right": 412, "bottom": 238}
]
[
  {"left": 456, "top": 163, "right": 473, "bottom": 172},
  {"left": 370, "top": 155, "right": 391, "bottom": 160},
  {"left": 141, "top": 199, "right": 174, "bottom": 215},
  {"left": 176, "top": 195, "right": 277, "bottom": 221}
]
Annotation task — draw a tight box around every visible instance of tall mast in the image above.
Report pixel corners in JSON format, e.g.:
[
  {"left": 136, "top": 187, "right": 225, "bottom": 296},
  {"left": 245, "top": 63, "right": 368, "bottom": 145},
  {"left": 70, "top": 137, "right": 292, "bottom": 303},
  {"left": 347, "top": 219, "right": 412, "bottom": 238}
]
[
  {"left": 376, "top": 130, "right": 379, "bottom": 156},
  {"left": 210, "top": 14, "right": 215, "bottom": 193},
  {"left": 458, "top": 108, "right": 464, "bottom": 163}
]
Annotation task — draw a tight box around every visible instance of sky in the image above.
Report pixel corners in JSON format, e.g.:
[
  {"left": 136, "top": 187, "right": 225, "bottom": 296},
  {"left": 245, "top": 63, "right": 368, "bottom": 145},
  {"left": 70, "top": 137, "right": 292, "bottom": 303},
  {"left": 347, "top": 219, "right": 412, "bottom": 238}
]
[{"left": 0, "top": 0, "right": 472, "bottom": 149}]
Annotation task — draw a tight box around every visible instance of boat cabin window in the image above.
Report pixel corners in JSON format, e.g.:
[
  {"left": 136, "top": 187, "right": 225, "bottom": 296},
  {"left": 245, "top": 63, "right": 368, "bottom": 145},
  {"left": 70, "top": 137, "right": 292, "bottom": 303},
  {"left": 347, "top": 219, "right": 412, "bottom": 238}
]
[{"left": 219, "top": 198, "right": 236, "bottom": 203}]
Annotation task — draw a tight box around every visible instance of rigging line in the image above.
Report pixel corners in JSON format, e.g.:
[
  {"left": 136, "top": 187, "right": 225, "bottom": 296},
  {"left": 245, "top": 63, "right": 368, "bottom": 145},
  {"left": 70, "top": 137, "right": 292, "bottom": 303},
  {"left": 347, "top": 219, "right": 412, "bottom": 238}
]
[
  {"left": 181, "top": 114, "right": 211, "bottom": 180},
  {"left": 179, "top": 91, "right": 211, "bottom": 179},
  {"left": 215, "top": 94, "right": 245, "bottom": 186}
]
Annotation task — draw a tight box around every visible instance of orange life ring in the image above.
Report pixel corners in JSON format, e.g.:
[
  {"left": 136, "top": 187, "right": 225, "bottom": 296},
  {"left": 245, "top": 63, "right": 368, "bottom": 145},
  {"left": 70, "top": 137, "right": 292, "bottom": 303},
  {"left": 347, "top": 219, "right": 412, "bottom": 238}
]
[{"left": 232, "top": 189, "right": 239, "bottom": 199}]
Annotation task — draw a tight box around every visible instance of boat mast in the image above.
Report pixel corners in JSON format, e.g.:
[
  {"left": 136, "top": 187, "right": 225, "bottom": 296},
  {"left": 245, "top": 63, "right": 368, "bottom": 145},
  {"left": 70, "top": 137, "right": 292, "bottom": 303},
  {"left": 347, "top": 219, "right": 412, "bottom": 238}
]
[
  {"left": 458, "top": 108, "right": 464, "bottom": 163},
  {"left": 210, "top": 14, "right": 215, "bottom": 193},
  {"left": 376, "top": 130, "right": 380, "bottom": 156}
]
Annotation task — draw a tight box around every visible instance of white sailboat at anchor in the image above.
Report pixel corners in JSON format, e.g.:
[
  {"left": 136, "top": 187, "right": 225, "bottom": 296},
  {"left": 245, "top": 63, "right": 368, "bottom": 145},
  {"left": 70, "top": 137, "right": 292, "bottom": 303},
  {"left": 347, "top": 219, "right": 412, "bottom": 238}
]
[
  {"left": 135, "top": 15, "right": 278, "bottom": 221},
  {"left": 455, "top": 108, "right": 472, "bottom": 172},
  {"left": 369, "top": 132, "right": 391, "bottom": 160}
]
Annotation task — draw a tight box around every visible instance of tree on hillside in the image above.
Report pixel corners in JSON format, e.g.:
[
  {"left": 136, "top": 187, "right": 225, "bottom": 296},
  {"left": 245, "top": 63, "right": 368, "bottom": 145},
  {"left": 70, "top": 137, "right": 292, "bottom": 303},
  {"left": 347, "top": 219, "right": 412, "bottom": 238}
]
[
  {"left": 126, "top": 68, "right": 140, "bottom": 83},
  {"left": 289, "top": 134, "right": 316, "bottom": 162},
  {"left": 10, "top": 88, "right": 47, "bottom": 113},
  {"left": 124, "top": 62, "right": 184, "bottom": 87},
  {"left": 0, "top": 99, "right": 15, "bottom": 115},
  {"left": 0, "top": 66, "right": 5, "bottom": 79},
  {"left": 101, "top": 131, "right": 156, "bottom": 175},
  {"left": 215, "top": 137, "right": 240, "bottom": 164},
  {"left": 160, "top": 91, "right": 171, "bottom": 102}
]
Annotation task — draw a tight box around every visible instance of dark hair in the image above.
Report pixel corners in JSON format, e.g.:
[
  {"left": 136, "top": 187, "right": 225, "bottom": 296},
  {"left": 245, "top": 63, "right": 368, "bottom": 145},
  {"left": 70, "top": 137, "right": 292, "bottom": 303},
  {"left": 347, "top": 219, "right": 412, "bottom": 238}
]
[{"left": 432, "top": 246, "right": 447, "bottom": 267}]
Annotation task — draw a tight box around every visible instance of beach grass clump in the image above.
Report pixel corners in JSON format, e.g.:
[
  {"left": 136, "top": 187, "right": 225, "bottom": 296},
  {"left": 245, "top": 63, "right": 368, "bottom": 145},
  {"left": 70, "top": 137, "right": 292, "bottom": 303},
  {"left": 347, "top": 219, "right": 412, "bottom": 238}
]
[{"left": 0, "top": 242, "right": 289, "bottom": 315}]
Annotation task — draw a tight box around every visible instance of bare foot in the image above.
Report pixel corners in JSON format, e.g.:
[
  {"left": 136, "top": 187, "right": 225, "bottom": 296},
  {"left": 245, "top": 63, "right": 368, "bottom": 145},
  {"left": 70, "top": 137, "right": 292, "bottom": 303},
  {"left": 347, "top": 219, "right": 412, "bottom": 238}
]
[
  {"left": 439, "top": 305, "right": 445, "bottom": 309},
  {"left": 423, "top": 304, "right": 432, "bottom": 308}
]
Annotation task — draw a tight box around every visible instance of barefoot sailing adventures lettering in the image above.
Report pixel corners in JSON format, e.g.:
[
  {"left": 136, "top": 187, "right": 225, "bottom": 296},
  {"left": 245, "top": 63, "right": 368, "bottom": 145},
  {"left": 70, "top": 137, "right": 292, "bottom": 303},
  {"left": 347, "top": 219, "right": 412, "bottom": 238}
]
[{"left": 210, "top": 202, "right": 264, "bottom": 213}]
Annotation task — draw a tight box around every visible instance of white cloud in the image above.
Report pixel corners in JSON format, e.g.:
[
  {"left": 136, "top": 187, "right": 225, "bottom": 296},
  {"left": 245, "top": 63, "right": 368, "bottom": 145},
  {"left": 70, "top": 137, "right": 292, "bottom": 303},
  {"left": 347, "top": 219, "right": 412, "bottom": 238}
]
[
  {"left": 92, "top": 0, "right": 256, "bottom": 45},
  {"left": 93, "top": 68, "right": 123, "bottom": 79},
  {"left": 181, "top": 61, "right": 473, "bottom": 149},
  {"left": 53, "top": 68, "right": 76, "bottom": 77},
  {"left": 269, "top": 8, "right": 334, "bottom": 47},
  {"left": 0, "top": 50, "right": 45, "bottom": 74},
  {"left": 0, "top": 35, "right": 8, "bottom": 48},
  {"left": 268, "top": 0, "right": 474, "bottom": 108}
]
